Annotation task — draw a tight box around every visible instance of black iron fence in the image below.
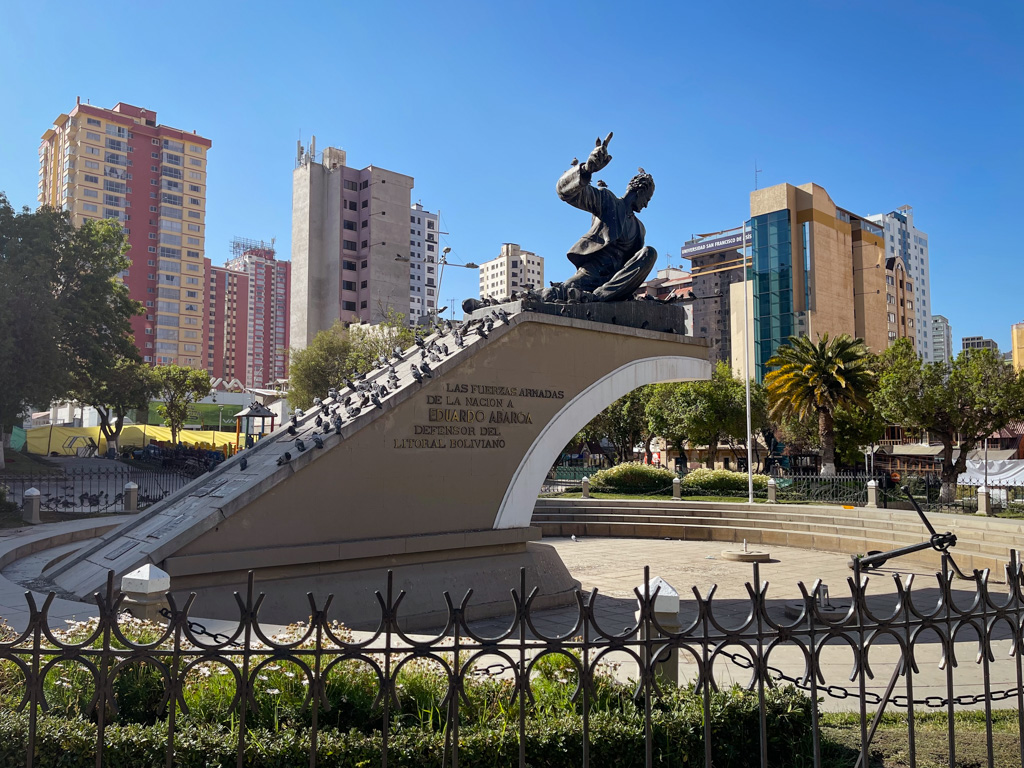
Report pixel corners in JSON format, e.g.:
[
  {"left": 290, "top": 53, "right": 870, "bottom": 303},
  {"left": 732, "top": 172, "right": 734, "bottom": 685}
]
[
  {"left": 773, "top": 472, "right": 888, "bottom": 507},
  {"left": 1, "top": 555, "right": 1023, "bottom": 767},
  {"left": 0, "top": 466, "right": 192, "bottom": 514}
]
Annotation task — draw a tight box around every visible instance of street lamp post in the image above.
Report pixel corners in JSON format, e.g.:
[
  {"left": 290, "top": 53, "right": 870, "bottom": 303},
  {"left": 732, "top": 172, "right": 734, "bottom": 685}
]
[
  {"left": 742, "top": 220, "right": 754, "bottom": 503},
  {"left": 436, "top": 248, "right": 478, "bottom": 323}
]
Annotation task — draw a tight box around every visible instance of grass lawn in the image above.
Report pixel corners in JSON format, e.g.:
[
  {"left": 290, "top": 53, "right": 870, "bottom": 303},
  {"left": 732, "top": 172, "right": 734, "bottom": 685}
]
[
  {"left": 0, "top": 448, "right": 62, "bottom": 477},
  {"left": 819, "top": 710, "right": 1022, "bottom": 767},
  {"left": 542, "top": 490, "right": 815, "bottom": 504}
]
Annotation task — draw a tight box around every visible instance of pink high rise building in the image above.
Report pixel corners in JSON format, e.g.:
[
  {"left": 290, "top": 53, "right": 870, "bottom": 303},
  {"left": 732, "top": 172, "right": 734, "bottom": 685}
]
[{"left": 206, "top": 238, "right": 290, "bottom": 389}]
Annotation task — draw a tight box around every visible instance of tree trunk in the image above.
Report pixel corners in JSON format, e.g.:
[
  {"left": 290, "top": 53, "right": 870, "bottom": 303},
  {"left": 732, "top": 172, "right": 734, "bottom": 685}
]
[
  {"left": 706, "top": 437, "right": 719, "bottom": 469},
  {"left": 939, "top": 435, "right": 968, "bottom": 503},
  {"left": 644, "top": 434, "right": 654, "bottom": 464},
  {"left": 819, "top": 410, "right": 836, "bottom": 476}
]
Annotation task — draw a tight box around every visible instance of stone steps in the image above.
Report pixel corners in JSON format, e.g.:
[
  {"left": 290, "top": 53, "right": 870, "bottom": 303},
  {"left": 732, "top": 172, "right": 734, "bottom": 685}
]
[{"left": 532, "top": 499, "right": 1024, "bottom": 575}]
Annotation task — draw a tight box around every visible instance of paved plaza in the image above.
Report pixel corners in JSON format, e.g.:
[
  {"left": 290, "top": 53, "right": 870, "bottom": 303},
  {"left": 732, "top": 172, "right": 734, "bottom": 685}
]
[
  {"left": 1, "top": 527, "right": 1019, "bottom": 713},
  {"left": 493, "top": 538, "right": 1021, "bottom": 713}
]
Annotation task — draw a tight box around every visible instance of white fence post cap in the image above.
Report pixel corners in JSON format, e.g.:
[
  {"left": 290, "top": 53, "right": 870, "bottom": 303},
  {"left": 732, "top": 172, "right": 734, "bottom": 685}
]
[
  {"left": 24, "top": 488, "right": 40, "bottom": 498},
  {"left": 638, "top": 576, "right": 679, "bottom": 614},
  {"left": 124, "top": 481, "right": 138, "bottom": 490},
  {"left": 767, "top": 478, "right": 776, "bottom": 486},
  {"left": 121, "top": 564, "right": 170, "bottom": 595}
]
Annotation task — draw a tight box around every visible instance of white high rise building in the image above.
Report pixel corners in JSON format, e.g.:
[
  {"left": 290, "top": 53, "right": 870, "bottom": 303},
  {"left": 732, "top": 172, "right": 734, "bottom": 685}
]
[
  {"left": 868, "top": 206, "right": 931, "bottom": 360},
  {"left": 478, "top": 243, "right": 544, "bottom": 300},
  {"left": 931, "top": 314, "right": 953, "bottom": 366},
  {"left": 408, "top": 203, "right": 440, "bottom": 325}
]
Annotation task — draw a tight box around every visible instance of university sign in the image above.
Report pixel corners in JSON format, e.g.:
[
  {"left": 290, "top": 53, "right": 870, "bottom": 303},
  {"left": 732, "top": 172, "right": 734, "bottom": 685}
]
[{"left": 679, "top": 230, "right": 752, "bottom": 258}]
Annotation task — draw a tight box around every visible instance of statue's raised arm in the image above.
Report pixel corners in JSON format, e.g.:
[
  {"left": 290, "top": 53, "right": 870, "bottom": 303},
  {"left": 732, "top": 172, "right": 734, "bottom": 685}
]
[
  {"left": 543, "top": 132, "right": 658, "bottom": 304},
  {"left": 580, "top": 132, "right": 613, "bottom": 175}
]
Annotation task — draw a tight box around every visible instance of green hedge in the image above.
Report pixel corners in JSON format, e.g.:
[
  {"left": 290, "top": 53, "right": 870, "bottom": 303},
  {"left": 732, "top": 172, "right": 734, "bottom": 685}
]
[
  {"left": 0, "top": 684, "right": 812, "bottom": 767},
  {"left": 680, "top": 468, "right": 769, "bottom": 494},
  {"left": 589, "top": 462, "right": 679, "bottom": 493}
]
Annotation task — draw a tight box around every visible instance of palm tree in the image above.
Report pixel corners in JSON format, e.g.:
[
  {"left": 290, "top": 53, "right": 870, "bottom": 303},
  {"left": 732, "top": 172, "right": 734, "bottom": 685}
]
[{"left": 764, "top": 334, "right": 876, "bottom": 476}]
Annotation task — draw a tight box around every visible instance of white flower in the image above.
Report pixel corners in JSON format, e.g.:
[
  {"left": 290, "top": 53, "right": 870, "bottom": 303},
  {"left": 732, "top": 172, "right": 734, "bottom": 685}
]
[{"left": 266, "top": 688, "right": 281, "bottom": 695}]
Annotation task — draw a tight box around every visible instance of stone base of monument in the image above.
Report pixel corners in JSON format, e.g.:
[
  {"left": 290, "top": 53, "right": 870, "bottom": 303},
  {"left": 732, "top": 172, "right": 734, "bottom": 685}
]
[
  {"left": 170, "top": 535, "right": 579, "bottom": 631},
  {"left": 466, "top": 297, "right": 689, "bottom": 336}
]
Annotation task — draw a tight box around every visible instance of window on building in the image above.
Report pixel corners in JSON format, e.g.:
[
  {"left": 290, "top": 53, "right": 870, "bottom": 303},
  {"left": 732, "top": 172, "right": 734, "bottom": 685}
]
[
  {"left": 343, "top": 260, "right": 357, "bottom": 271},
  {"left": 343, "top": 240, "right": 357, "bottom": 251}
]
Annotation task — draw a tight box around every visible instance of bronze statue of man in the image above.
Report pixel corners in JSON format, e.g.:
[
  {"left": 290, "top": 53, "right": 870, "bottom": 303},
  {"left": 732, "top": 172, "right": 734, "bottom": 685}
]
[{"left": 541, "top": 133, "right": 657, "bottom": 303}]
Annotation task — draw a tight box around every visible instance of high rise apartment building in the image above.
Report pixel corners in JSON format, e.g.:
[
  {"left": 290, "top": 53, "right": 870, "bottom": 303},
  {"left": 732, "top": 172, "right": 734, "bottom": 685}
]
[
  {"left": 38, "top": 100, "right": 211, "bottom": 367},
  {"left": 867, "top": 206, "right": 931, "bottom": 361},
  {"left": 884, "top": 257, "right": 915, "bottom": 351},
  {"left": 681, "top": 228, "right": 750, "bottom": 366},
  {"left": 478, "top": 243, "right": 544, "bottom": 300},
  {"left": 729, "top": 183, "right": 889, "bottom": 380},
  {"left": 206, "top": 262, "right": 249, "bottom": 387},
  {"left": 291, "top": 141, "right": 413, "bottom": 349},
  {"left": 1012, "top": 322, "right": 1024, "bottom": 372},
  {"left": 409, "top": 203, "right": 440, "bottom": 325},
  {"left": 931, "top": 315, "right": 953, "bottom": 366},
  {"left": 205, "top": 240, "right": 291, "bottom": 390},
  {"left": 962, "top": 336, "right": 999, "bottom": 354},
  {"left": 225, "top": 239, "right": 290, "bottom": 387}
]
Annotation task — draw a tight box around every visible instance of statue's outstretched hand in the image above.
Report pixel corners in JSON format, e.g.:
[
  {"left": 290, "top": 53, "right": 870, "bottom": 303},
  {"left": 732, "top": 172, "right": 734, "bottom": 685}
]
[{"left": 582, "top": 132, "right": 613, "bottom": 174}]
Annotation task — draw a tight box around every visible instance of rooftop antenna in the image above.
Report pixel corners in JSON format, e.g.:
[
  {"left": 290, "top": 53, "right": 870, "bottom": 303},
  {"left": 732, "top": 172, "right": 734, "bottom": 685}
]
[{"left": 754, "top": 160, "right": 763, "bottom": 190}]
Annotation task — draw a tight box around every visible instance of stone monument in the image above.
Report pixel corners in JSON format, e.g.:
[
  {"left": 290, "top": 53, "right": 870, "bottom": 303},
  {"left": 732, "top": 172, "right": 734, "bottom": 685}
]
[{"left": 41, "top": 136, "right": 708, "bottom": 629}]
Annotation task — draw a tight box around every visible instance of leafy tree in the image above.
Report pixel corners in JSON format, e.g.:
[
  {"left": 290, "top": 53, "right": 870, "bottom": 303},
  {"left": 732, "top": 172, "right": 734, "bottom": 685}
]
[
  {"left": 0, "top": 194, "right": 138, "bottom": 468},
  {"left": 346, "top": 307, "right": 416, "bottom": 374},
  {"left": 72, "top": 354, "right": 160, "bottom": 454},
  {"left": 287, "top": 310, "right": 415, "bottom": 411},
  {"left": 288, "top": 321, "right": 354, "bottom": 411},
  {"left": 155, "top": 365, "right": 212, "bottom": 444},
  {"left": 646, "top": 362, "right": 767, "bottom": 469},
  {"left": 764, "top": 334, "right": 876, "bottom": 476},
  {"left": 772, "top": 403, "right": 886, "bottom": 471},
  {"left": 577, "top": 386, "right": 655, "bottom": 464},
  {"left": 874, "top": 339, "right": 1024, "bottom": 501}
]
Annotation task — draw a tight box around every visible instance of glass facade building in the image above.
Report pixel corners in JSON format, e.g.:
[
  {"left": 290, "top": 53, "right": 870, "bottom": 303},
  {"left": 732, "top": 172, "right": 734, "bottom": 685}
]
[{"left": 750, "top": 210, "right": 808, "bottom": 380}]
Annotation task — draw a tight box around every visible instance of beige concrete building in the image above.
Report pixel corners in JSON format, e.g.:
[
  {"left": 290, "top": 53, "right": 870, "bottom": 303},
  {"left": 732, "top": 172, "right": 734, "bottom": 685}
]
[
  {"left": 733, "top": 183, "right": 888, "bottom": 379},
  {"left": 885, "top": 257, "right": 916, "bottom": 350},
  {"left": 479, "top": 243, "right": 544, "bottom": 300},
  {"left": 1013, "top": 322, "right": 1024, "bottom": 372},
  {"left": 291, "top": 141, "right": 414, "bottom": 349}
]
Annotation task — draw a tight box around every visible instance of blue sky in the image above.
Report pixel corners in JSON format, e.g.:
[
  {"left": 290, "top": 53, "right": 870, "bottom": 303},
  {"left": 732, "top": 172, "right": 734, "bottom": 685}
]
[{"left": 1, "top": 1, "right": 1021, "bottom": 349}]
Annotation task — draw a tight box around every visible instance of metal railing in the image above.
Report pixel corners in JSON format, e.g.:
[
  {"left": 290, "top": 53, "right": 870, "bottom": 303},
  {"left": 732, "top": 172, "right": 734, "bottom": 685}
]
[
  {"left": 0, "top": 466, "right": 192, "bottom": 514},
  {"left": 774, "top": 472, "right": 889, "bottom": 507},
  {"left": 2, "top": 554, "right": 1023, "bottom": 767}
]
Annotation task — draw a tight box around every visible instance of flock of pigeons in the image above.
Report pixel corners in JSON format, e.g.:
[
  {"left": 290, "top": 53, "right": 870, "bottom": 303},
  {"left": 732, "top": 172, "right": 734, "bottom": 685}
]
[{"left": 267, "top": 309, "right": 513, "bottom": 468}]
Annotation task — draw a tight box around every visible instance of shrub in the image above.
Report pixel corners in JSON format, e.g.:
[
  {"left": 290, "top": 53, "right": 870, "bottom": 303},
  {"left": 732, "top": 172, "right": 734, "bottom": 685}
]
[
  {"left": 0, "top": 485, "right": 17, "bottom": 516},
  {"left": 588, "top": 462, "right": 678, "bottom": 493},
  {"left": 0, "top": 683, "right": 813, "bottom": 767},
  {"left": 680, "top": 468, "right": 769, "bottom": 494}
]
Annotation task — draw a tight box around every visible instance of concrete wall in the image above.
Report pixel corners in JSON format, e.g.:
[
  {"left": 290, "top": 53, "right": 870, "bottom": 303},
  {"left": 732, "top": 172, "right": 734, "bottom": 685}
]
[
  {"left": 368, "top": 167, "right": 413, "bottom": 322},
  {"left": 175, "top": 316, "right": 709, "bottom": 559}
]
